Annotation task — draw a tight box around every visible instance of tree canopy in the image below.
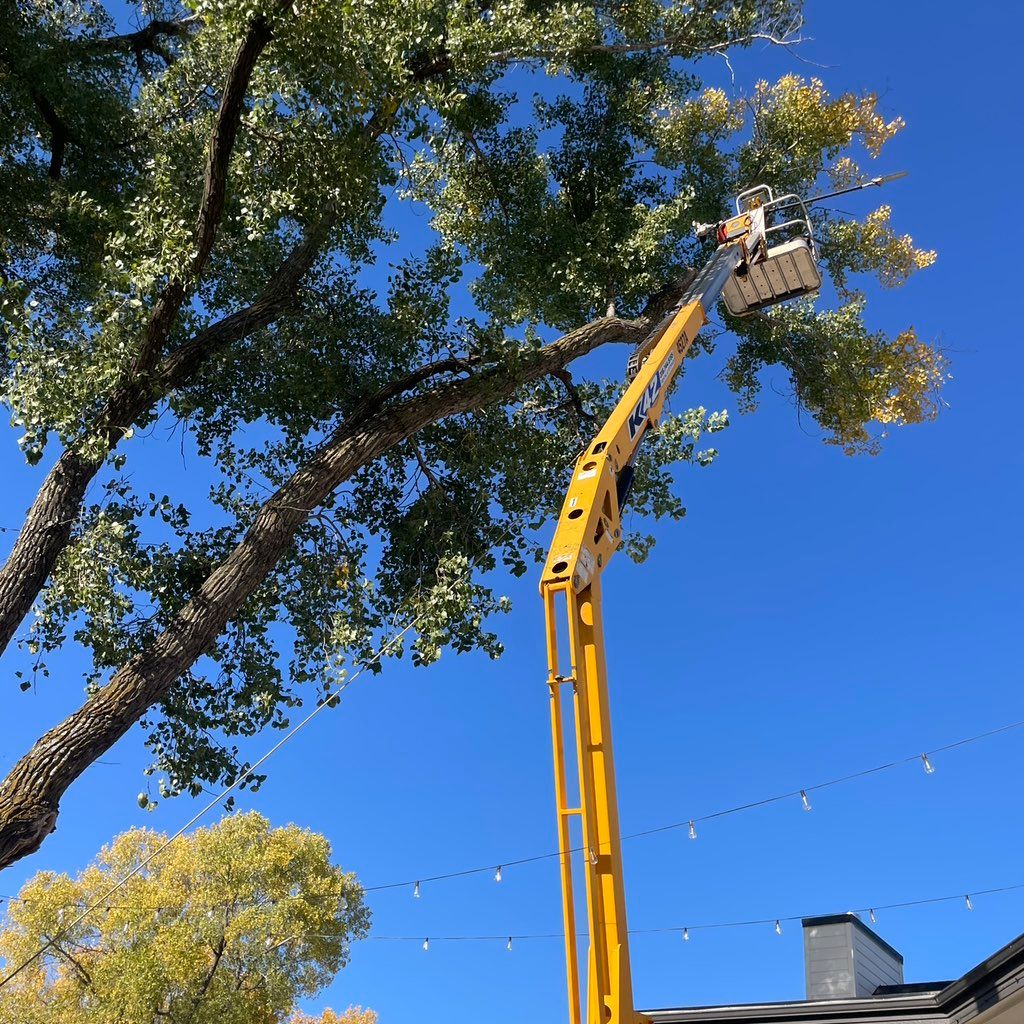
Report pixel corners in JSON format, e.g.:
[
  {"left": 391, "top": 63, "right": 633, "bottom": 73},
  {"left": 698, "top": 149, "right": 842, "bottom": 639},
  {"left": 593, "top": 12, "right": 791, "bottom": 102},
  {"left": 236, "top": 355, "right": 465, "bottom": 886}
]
[
  {"left": 0, "top": 0, "right": 942, "bottom": 869},
  {"left": 292, "top": 1008, "right": 378, "bottom": 1024},
  {"left": 0, "top": 812, "right": 369, "bottom": 1023}
]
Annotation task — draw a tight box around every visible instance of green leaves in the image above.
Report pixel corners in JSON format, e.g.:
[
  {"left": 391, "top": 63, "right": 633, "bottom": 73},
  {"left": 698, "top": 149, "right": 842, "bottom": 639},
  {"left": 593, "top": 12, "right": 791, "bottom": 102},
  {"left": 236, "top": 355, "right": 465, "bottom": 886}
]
[
  {"left": 724, "top": 298, "right": 947, "bottom": 454},
  {"left": 1, "top": 0, "right": 944, "bottom": 808}
]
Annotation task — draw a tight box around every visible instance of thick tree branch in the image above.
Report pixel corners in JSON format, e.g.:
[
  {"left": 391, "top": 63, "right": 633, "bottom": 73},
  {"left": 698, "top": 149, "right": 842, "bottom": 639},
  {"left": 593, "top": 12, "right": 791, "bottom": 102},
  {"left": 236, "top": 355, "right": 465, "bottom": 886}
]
[
  {"left": 79, "top": 17, "right": 200, "bottom": 59},
  {"left": 155, "top": 204, "right": 336, "bottom": 391},
  {"left": 0, "top": 208, "right": 333, "bottom": 661},
  {"left": 134, "top": 10, "right": 278, "bottom": 379},
  {"left": 0, "top": 300, "right": 677, "bottom": 870},
  {"left": 27, "top": 88, "right": 76, "bottom": 180}
]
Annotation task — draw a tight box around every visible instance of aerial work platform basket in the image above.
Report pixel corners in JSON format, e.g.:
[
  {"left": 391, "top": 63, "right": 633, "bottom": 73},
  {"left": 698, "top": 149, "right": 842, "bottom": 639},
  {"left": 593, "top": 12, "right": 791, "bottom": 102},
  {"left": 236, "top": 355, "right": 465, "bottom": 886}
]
[{"left": 701, "top": 184, "right": 822, "bottom": 317}]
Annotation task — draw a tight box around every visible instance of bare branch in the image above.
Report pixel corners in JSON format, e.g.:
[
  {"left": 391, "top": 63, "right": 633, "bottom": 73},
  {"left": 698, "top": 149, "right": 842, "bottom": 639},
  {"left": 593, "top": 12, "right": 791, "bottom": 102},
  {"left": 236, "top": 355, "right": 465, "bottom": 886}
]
[
  {"left": 548, "top": 367, "right": 594, "bottom": 423},
  {"left": 486, "top": 20, "right": 809, "bottom": 66},
  {"left": 27, "top": 88, "right": 77, "bottom": 180},
  {"left": 45, "top": 937, "right": 94, "bottom": 989},
  {"left": 192, "top": 935, "right": 227, "bottom": 1008}
]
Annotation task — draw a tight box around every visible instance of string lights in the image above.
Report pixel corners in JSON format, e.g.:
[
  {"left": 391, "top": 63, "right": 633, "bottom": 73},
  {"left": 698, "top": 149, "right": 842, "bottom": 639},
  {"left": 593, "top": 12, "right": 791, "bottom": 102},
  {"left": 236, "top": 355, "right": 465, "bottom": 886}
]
[
  {"left": 2, "top": 719, "right": 1021, "bottom": 923},
  {"left": 0, "top": 504, "right": 1018, "bottom": 987},
  {"left": 353, "top": 882, "right": 1023, "bottom": 948},
  {"left": 359, "top": 718, "right": 1024, "bottom": 895},
  {"left": 3, "top": 884, "right": 1021, "bottom": 955}
]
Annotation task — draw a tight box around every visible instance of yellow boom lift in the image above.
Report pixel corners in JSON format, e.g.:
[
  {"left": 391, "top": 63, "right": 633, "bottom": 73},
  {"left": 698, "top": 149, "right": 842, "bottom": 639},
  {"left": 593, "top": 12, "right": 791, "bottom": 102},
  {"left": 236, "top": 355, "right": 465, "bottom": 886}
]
[{"left": 539, "top": 183, "right": 827, "bottom": 1024}]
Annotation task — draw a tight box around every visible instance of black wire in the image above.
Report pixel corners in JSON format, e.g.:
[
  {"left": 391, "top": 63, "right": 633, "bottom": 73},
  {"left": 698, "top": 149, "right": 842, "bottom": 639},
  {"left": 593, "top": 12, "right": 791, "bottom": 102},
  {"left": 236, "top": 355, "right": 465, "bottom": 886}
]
[
  {"left": 362, "top": 718, "right": 1024, "bottom": 893},
  {"left": 334, "top": 881, "right": 1024, "bottom": 942},
  {"left": 5, "top": 718, "right": 1018, "bottom": 913},
  {"left": 6, "top": 881, "right": 1023, "bottom": 947}
]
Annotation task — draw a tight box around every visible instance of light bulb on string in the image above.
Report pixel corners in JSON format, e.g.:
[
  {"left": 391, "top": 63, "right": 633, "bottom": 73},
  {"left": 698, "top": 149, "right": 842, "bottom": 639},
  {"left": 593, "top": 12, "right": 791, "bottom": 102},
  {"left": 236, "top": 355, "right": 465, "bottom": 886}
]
[
  {"left": 494, "top": 866, "right": 502, "bottom": 883},
  {"left": 507, "top": 936, "right": 513, "bottom": 952},
  {"left": 413, "top": 881, "right": 421, "bottom": 899},
  {"left": 800, "top": 790, "right": 812, "bottom": 812},
  {"left": 423, "top": 937, "right": 430, "bottom": 952},
  {"left": 688, "top": 821, "right": 697, "bottom": 841},
  {"left": 588, "top": 847, "right": 598, "bottom": 866},
  {"left": 921, "top": 753, "right": 935, "bottom": 775},
  {"left": 775, "top": 920, "right": 783, "bottom": 935},
  {"left": 869, "top": 909, "right": 877, "bottom": 924},
  {"left": 965, "top": 895, "right": 973, "bottom": 911},
  {"left": 682, "top": 928, "right": 690, "bottom": 942}
]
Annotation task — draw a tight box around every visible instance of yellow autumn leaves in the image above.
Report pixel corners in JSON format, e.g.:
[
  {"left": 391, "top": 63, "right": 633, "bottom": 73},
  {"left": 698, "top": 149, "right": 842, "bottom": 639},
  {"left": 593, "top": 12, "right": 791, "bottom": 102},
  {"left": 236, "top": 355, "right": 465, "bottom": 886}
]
[
  {"left": 293, "top": 1008, "right": 379, "bottom": 1024},
  {"left": 753, "top": 75, "right": 905, "bottom": 158},
  {"left": 872, "top": 329, "right": 947, "bottom": 428},
  {"left": 826, "top": 205, "right": 937, "bottom": 291},
  {"left": 0, "top": 814, "right": 370, "bottom": 1024}
]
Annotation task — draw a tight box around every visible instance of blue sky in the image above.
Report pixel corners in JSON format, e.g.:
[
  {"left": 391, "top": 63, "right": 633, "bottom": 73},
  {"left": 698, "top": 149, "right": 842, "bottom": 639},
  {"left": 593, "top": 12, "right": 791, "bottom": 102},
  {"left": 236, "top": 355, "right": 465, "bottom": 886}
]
[{"left": 3, "top": 0, "right": 1024, "bottom": 1020}]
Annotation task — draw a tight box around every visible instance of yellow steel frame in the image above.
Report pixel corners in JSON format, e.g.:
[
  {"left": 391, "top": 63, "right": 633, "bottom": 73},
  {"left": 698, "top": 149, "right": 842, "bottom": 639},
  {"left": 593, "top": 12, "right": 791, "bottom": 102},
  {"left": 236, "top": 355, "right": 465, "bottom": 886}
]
[{"left": 541, "top": 298, "right": 708, "bottom": 1024}]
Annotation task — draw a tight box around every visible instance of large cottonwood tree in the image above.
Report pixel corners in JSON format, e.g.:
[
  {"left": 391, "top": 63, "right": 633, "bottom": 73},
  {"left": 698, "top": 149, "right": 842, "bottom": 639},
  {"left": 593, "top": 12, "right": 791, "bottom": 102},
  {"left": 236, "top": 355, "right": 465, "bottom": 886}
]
[{"left": 0, "top": 0, "right": 941, "bottom": 870}]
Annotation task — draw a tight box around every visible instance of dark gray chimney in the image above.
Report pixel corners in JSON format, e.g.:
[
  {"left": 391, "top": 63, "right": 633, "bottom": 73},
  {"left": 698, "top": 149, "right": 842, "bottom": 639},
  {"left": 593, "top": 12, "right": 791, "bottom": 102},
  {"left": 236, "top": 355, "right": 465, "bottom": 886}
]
[{"left": 802, "top": 914, "right": 904, "bottom": 1000}]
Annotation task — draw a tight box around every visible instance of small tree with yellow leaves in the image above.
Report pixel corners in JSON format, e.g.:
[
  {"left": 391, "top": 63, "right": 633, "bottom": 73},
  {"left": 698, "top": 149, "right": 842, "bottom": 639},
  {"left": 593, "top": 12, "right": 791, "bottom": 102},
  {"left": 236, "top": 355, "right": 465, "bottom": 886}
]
[{"left": 0, "top": 813, "right": 370, "bottom": 1024}]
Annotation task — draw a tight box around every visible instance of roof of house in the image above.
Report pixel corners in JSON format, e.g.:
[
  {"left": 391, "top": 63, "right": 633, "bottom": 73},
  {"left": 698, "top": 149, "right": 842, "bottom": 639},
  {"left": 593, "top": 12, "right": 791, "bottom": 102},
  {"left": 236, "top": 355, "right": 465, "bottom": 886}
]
[{"left": 644, "top": 930, "right": 1024, "bottom": 1024}]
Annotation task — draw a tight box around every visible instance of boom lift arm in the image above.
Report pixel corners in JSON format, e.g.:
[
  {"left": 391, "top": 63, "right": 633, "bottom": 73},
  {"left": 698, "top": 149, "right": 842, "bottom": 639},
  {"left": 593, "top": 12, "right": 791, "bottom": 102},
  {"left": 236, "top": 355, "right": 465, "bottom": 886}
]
[{"left": 539, "top": 185, "right": 821, "bottom": 1024}]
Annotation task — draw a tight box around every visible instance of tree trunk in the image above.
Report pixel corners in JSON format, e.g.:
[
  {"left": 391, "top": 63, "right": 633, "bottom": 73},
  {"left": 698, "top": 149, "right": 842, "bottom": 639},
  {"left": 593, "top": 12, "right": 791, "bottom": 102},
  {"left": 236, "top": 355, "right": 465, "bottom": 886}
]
[{"left": 0, "top": 305, "right": 670, "bottom": 870}]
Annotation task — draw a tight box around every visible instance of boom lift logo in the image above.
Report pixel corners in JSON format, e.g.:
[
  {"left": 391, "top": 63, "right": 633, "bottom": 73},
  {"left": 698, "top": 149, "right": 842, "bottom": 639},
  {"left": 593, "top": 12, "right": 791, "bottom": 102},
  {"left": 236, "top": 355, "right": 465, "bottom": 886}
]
[{"left": 627, "top": 351, "right": 676, "bottom": 439}]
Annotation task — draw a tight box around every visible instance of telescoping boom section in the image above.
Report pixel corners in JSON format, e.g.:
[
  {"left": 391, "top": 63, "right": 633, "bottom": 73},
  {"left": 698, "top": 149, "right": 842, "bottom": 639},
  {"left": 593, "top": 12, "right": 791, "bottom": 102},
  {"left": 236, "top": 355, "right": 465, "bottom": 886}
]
[{"left": 540, "top": 186, "right": 821, "bottom": 1024}]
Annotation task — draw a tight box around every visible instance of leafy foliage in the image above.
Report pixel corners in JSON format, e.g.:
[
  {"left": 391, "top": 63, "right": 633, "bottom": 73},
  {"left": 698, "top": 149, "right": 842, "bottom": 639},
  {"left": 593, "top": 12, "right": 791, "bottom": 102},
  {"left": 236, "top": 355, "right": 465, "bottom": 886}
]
[
  {"left": 0, "top": 813, "right": 370, "bottom": 1024},
  {"left": 0, "top": 0, "right": 944, "bottom": 803},
  {"left": 292, "top": 1008, "right": 378, "bottom": 1024}
]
